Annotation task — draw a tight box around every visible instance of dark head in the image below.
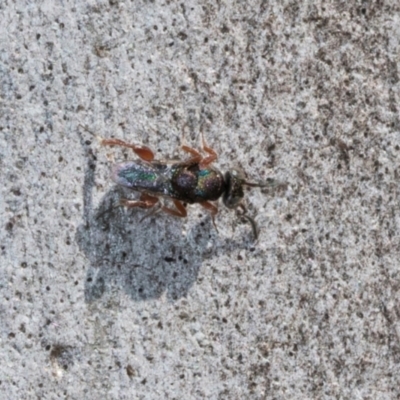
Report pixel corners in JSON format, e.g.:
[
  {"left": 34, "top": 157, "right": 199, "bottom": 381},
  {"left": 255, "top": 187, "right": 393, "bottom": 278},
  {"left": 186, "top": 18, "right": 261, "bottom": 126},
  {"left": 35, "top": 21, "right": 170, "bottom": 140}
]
[
  {"left": 223, "top": 170, "right": 245, "bottom": 208},
  {"left": 223, "top": 170, "right": 275, "bottom": 240},
  {"left": 223, "top": 170, "right": 272, "bottom": 209}
]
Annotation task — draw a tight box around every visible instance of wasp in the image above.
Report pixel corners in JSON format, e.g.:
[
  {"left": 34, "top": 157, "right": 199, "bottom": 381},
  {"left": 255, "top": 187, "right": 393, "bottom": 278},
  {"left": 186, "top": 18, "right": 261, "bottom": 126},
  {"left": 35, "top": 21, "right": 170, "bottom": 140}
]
[{"left": 89, "top": 131, "right": 271, "bottom": 240}]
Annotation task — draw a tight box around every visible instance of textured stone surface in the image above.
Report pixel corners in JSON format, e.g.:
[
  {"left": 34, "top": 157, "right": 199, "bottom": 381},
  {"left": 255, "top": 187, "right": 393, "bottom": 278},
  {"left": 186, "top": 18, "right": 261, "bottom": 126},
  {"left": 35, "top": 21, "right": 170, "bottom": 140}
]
[{"left": 1, "top": 1, "right": 400, "bottom": 398}]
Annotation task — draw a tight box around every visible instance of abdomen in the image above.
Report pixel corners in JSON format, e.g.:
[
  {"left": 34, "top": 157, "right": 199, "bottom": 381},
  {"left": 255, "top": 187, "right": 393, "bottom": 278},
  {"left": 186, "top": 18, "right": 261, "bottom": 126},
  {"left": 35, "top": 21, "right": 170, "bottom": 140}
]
[{"left": 112, "top": 161, "right": 169, "bottom": 196}]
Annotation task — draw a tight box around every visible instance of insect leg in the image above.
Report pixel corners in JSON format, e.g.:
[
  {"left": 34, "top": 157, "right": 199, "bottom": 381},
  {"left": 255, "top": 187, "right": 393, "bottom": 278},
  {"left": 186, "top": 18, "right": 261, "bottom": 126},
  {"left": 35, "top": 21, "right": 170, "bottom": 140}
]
[
  {"left": 101, "top": 138, "right": 154, "bottom": 162},
  {"left": 140, "top": 204, "right": 162, "bottom": 222},
  {"left": 120, "top": 193, "right": 159, "bottom": 209},
  {"left": 199, "top": 133, "right": 218, "bottom": 167},
  {"left": 181, "top": 140, "right": 217, "bottom": 168},
  {"left": 199, "top": 201, "right": 218, "bottom": 230},
  {"left": 181, "top": 145, "right": 202, "bottom": 164},
  {"left": 161, "top": 200, "right": 187, "bottom": 217},
  {"left": 79, "top": 125, "right": 154, "bottom": 161}
]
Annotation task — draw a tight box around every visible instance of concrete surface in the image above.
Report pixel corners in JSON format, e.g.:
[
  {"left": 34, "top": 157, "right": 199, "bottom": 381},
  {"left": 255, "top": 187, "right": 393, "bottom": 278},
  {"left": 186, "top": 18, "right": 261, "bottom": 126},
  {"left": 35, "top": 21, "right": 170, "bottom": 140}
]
[{"left": 1, "top": 1, "right": 400, "bottom": 399}]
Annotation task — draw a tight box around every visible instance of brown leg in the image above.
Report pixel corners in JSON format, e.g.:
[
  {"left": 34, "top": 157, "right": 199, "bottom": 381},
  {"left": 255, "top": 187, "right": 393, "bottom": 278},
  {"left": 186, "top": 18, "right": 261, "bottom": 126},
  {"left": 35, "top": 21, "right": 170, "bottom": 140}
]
[
  {"left": 101, "top": 138, "right": 154, "bottom": 161},
  {"left": 200, "top": 133, "right": 218, "bottom": 167},
  {"left": 120, "top": 193, "right": 159, "bottom": 209},
  {"left": 181, "top": 135, "right": 218, "bottom": 167},
  {"left": 79, "top": 125, "right": 154, "bottom": 161},
  {"left": 181, "top": 141, "right": 217, "bottom": 167},
  {"left": 181, "top": 145, "right": 202, "bottom": 164},
  {"left": 161, "top": 199, "right": 187, "bottom": 217},
  {"left": 200, "top": 201, "right": 218, "bottom": 229}
]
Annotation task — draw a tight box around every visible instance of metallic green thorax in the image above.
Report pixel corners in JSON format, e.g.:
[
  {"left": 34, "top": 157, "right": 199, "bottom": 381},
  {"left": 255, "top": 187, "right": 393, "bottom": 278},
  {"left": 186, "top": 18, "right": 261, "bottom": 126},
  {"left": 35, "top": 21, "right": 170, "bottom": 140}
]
[{"left": 169, "top": 164, "right": 226, "bottom": 203}]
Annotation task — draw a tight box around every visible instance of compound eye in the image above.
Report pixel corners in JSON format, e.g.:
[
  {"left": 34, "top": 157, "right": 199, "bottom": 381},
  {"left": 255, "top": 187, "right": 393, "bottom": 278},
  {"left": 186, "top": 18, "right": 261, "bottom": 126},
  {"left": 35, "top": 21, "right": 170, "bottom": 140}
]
[{"left": 223, "top": 171, "right": 244, "bottom": 209}]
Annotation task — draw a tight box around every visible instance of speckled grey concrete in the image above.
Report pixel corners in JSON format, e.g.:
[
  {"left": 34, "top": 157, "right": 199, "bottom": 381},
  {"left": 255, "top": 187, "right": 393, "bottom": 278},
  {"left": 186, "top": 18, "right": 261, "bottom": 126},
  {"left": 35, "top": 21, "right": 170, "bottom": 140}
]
[{"left": 1, "top": 1, "right": 400, "bottom": 399}]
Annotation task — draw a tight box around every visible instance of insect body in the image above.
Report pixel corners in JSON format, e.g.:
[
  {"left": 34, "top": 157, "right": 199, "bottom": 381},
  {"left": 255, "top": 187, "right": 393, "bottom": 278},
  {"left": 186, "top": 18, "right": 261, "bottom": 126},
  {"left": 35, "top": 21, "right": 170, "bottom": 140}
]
[
  {"left": 113, "top": 159, "right": 225, "bottom": 204},
  {"left": 98, "top": 135, "right": 268, "bottom": 239}
]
